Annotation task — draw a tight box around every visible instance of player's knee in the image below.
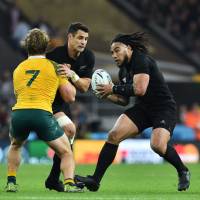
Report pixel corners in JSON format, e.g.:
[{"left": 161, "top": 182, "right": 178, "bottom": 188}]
[
  {"left": 63, "top": 123, "right": 76, "bottom": 138},
  {"left": 56, "top": 114, "right": 76, "bottom": 138},
  {"left": 107, "top": 130, "right": 121, "bottom": 144},
  {"left": 150, "top": 141, "right": 166, "bottom": 156},
  {"left": 58, "top": 145, "right": 73, "bottom": 157}
]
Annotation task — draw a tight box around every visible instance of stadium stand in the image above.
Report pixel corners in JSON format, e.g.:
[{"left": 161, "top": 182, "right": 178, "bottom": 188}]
[{"left": 109, "top": 0, "right": 200, "bottom": 70}]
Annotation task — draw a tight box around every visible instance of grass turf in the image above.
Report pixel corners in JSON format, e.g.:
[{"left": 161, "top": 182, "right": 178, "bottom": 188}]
[{"left": 0, "top": 163, "right": 199, "bottom": 200}]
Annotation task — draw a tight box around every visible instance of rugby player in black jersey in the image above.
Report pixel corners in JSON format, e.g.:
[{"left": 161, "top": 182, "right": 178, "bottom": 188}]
[
  {"left": 45, "top": 22, "right": 95, "bottom": 192},
  {"left": 75, "top": 32, "right": 190, "bottom": 192}
]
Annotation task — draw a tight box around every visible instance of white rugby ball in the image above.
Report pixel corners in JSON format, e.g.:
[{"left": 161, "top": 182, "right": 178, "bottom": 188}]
[{"left": 91, "top": 69, "right": 112, "bottom": 91}]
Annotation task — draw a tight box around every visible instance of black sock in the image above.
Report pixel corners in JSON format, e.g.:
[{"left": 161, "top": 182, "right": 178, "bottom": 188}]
[
  {"left": 163, "top": 144, "right": 188, "bottom": 175},
  {"left": 93, "top": 142, "right": 118, "bottom": 183},
  {"left": 7, "top": 176, "right": 16, "bottom": 184},
  {"left": 47, "top": 154, "right": 61, "bottom": 182}
]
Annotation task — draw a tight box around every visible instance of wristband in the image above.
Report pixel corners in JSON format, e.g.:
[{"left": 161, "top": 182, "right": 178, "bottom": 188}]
[
  {"left": 112, "top": 84, "right": 135, "bottom": 97},
  {"left": 70, "top": 71, "right": 80, "bottom": 83}
]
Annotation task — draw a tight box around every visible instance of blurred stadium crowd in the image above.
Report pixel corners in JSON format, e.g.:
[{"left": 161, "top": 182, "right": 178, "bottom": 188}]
[
  {"left": 2, "top": 0, "right": 200, "bottom": 58},
  {"left": 132, "top": 0, "right": 200, "bottom": 57},
  {"left": 1, "top": 0, "right": 200, "bottom": 146},
  {"left": 1, "top": 0, "right": 63, "bottom": 55}
]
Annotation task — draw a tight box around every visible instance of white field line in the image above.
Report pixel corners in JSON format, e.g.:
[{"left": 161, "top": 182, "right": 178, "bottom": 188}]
[
  {"left": 0, "top": 197, "right": 147, "bottom": 200},
  {"left": 1, "top": 196, "right": 197, "bottom": 200}
]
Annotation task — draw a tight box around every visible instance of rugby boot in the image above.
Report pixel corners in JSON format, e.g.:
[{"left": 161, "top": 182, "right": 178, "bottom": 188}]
[
  {"left": 75, "top": 175, "right": 99, "bottom": 192},
  {"left": 178, "top": 170, "right": 190, "bottom": 191}
]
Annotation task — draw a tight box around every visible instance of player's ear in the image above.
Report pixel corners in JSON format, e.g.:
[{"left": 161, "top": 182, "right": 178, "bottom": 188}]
[
  {"left": 127, "top": 45, "right": 132, "bottom": 50},
  {"left": 68, "top": 33, "right": 73, "bottom": 40}
]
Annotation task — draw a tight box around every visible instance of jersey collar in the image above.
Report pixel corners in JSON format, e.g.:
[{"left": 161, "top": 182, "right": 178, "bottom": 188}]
[{"left": 28, "top": 55, "right": 46, "bottom": 59}]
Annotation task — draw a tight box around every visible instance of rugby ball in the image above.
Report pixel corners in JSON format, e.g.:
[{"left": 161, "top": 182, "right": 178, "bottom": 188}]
[{"left": 91, "top": 69, "right": 112, "bottom": 91}]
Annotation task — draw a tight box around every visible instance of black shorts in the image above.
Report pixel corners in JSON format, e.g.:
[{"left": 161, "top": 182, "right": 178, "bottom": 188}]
[
  {"left": 124, "top": 103, "right": 177, "bottom": 135},
  {"left": 53, "top": 103, "right": 72, "bottom": 118}
]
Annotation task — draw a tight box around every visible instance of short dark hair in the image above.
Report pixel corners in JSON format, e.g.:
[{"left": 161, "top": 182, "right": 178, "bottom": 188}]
[{"left": 67, "top": 22, "right": 89, "bottom": 35}]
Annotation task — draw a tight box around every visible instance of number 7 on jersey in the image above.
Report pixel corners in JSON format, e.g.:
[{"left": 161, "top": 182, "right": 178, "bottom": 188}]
[{"left": 26, "top": 70, "right": 40, "bottom": 86}]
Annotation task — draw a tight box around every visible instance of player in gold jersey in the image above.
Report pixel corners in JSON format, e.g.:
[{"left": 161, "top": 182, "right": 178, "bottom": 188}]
[{"left": 5, "top": 28, "right": 83, "bottom": 193}]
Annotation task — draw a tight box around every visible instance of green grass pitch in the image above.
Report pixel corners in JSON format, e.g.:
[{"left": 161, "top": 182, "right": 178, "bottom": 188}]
[{"left": 0, "top": 163, "right": 199, "bottom": 200}]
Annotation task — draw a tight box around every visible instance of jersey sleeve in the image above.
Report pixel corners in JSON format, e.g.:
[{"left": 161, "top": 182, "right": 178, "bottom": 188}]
[
  {"left": 133, "top": 52, "right": 150, "bottom": 75},
  {"left": 58, "top": 75, "right": 68, "bottom": 86},
  {"left": 79, "top": 51, "right": 95, "bottom": 78}
]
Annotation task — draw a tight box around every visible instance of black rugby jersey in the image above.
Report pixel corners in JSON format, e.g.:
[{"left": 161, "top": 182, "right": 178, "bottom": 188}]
[
  {"left": 118, "top": 50, "right": 176, "bottom": 107},
  {"left": 47, "top": 45, "right": 95, "bottom": 114}
]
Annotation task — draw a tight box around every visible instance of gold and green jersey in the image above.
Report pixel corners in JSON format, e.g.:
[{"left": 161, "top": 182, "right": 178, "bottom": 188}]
[{"left": 13, "top": 55, "right": 68, "bottom": 113}]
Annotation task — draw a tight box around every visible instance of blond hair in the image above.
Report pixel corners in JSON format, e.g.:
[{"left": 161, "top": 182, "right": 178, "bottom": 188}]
[{"left": 24, "top": 28, "right": 49, "bottom": 55}]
